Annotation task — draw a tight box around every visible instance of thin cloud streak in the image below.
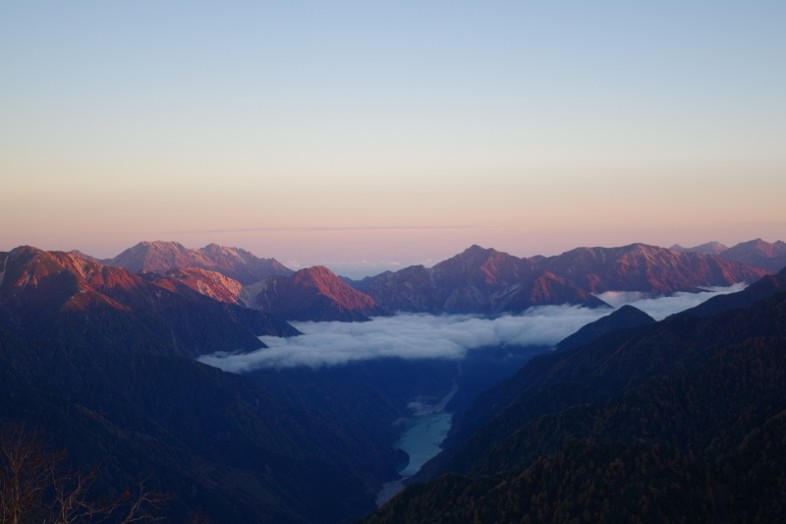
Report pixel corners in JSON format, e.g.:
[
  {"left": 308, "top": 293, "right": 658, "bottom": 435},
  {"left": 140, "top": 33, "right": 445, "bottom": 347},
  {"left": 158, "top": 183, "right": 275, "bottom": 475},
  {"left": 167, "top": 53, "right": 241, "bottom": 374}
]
[
  {"left": 174, "top": 225, "right": 499, "bottom": 235},
  {"left": 199, "top": 285, "right": 746, "bottom": 372}
]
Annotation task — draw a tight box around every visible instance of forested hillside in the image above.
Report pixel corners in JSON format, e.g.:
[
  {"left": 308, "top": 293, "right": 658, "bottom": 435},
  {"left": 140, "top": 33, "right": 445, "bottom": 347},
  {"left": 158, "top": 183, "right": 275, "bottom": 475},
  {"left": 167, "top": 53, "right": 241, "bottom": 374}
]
[{"left": 367, "top": 276, "right": 786, "bottom": 522}]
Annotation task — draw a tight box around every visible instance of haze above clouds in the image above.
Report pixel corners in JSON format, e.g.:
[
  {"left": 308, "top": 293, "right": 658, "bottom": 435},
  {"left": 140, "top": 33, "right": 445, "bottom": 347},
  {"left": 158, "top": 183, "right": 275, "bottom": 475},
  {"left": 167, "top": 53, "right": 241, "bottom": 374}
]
[{"left": 200, "top": 285, "right": 744, "bottom": 372}]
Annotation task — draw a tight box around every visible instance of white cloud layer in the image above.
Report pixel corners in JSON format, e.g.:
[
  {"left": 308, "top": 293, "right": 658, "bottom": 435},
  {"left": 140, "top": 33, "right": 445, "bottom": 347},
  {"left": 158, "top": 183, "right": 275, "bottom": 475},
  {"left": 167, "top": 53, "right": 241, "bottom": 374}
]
[
  {"left": 596, "top": 283, "right": 747, "bottom": 321},
  {"left": 199, "top": 284, "right": 746, "bottom": 372}
]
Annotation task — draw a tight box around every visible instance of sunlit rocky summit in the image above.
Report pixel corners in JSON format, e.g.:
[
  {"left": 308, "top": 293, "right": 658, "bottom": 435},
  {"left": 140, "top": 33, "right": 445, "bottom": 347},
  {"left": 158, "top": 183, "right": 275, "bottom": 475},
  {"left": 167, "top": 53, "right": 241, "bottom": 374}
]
[
  {"left": 250, "top": 265, "right": 382, "bottom": 321},
  {"left": 101, "top": 240, "right": 292, "bottom": 283}
]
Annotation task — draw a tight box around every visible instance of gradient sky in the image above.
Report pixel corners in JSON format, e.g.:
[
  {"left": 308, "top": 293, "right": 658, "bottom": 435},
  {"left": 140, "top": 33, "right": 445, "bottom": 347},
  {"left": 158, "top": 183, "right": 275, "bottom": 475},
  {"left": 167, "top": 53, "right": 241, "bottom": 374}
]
[{"left": 1, "top": 1, "right": 785, "bottom": 275}]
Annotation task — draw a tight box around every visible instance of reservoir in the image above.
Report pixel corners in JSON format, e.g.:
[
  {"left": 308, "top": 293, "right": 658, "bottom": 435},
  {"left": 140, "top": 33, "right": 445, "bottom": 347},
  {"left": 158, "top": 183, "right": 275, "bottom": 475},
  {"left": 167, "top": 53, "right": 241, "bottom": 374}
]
[
  {"left": 396, "top": 411, "right": 453, "bottom": 476},
  {"left": 376, "top": 383, "right": 457, "bottom": 507}
]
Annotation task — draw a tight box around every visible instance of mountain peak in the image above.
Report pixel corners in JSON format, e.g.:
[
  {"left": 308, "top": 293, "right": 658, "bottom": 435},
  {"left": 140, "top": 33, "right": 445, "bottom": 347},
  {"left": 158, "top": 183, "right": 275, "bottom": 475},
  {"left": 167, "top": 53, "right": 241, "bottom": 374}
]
[
  {"left": 556, "top": 305, "right": 655, "bottom": 352},
  {"left": 621, "top": 242, "right": 659, "bottom": 253},
  {"left": 444, "top": 244, "right": 512, "bottom": 266},
  {"left": 293, "top": 265, "right": 338, "bottom": 283},
  {"left": 136, "top": 240, "right": 188, "bottom": 251},
  {"left": 670, "top": 241, "right": 728, "bottom": 255},
  {"left": 254, "top": 265, "right": 380, "bottom": 321},
  {"left": 719, "top": 238, "right": 786, "bottom": 272},
  {"left": 105, "top": 241, "right": 292, "bottom": 283},
  {"left": 9, "top": 245, "right": 46, "bottom": 257},
  {"left": 459, "top": 244, "right": 506, "bottom": 259},
  {"left": 107, "top": 241, "right": 197, "bottom": 274},
  {"left": 200, "top": 243, "right": 246, "bottom": 258},
  {"left": 464, "top": 243, "right": 490, "bottom": 253}
]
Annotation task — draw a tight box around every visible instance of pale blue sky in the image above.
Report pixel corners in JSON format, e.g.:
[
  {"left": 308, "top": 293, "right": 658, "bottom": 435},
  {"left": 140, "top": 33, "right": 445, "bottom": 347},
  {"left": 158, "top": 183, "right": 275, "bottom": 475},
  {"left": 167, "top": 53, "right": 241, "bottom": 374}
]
[{"left": 1, "top": 1, "right": 784, "bottom": 272}]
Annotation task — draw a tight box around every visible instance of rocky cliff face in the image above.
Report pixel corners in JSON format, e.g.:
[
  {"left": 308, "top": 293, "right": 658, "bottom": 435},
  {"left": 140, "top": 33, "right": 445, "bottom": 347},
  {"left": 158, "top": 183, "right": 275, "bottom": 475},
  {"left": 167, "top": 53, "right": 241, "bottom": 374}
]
[
  {"left": 146, "top": 266, "right": 245, "bottom": 305},
  {"left": 253, "top": 265, "right": 382, "bottom": 321},
  {"left": 105, "top": 241, "right": 292, "bottom": 284}
]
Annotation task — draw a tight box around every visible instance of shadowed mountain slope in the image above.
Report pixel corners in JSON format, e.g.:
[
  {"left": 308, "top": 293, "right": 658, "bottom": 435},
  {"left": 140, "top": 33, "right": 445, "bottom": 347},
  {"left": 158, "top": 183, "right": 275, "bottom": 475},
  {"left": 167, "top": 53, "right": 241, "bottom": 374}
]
[
  {"left": 683, "top": 266, "right": 786, "bottom": 318},
  {"left": 0, "top": 326, "right": 398, "bottom": 523},
  {"left": 0, "top": 248, "right": 403, "bottom": 523},
  {"left": 555, "top": 304, "right": 655, "bottom": 352},
  {"left": 366, "top": 275, "right": 786, "bottom": 523}
]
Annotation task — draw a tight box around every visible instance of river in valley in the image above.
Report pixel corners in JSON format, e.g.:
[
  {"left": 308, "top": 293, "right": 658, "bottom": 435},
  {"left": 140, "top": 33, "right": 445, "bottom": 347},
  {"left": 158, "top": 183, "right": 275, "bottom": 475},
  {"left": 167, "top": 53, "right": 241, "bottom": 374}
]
[{"left": 375, "top": 380, "right": 458, "bottom": 507}]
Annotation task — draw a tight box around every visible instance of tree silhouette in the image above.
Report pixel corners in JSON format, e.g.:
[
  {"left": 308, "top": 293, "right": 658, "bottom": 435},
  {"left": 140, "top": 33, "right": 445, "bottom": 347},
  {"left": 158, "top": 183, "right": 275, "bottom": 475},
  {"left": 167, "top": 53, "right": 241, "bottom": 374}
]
[{"left": 0, "top": 424, "right": 169, "bottom": 524}]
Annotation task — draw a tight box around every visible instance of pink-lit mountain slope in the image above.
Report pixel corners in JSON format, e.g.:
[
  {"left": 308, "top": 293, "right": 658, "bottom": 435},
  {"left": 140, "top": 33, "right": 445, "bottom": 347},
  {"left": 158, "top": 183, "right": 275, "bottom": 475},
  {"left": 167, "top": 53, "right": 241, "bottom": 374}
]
[
  {"left": 354, "top": 243, "right": 766, "bottom": 315},
  {"left": 718, "top": 238, "right": 786, "bottom": 272},
  {"left": 540, "top": 243, "right": 767, "bottom": 293},
  {"left": 252, "top": 265, "right": 382, "bottom": 321},
  {"left": 104, "top": 241, "right": 292, "bottom": 284},
  {"left": 356, "top": 245, "right": 606, "bottom": 314},
  {"left": 0, "top": 246, "right": 297, "bottom": 356},
  {"left": 144, "top": 266, "right": 245, "bottom": 305}
]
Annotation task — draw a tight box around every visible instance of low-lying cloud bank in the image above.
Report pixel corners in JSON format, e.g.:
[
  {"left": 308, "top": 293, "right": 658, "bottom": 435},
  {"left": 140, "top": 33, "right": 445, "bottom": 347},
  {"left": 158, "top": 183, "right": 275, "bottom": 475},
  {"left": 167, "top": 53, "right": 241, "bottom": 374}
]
[
  {"left": 199, "top": 284, "right": 746, "bottom": 372},
  {"left": 596, "top": 283, "right": 747, "bottom": 321},
  {"left": 200, "top": 306, "right": 608, "bottom": 372}
]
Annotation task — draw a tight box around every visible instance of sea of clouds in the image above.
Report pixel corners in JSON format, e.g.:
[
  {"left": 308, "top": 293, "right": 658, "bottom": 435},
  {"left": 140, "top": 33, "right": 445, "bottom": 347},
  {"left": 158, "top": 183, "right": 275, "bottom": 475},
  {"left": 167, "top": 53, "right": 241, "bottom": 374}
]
[
  {"left": 596, "top": 283, "right": 746, "bottom": 320},
  {"left": 199, "top": 284, "right": 746, "bottom": 372}
]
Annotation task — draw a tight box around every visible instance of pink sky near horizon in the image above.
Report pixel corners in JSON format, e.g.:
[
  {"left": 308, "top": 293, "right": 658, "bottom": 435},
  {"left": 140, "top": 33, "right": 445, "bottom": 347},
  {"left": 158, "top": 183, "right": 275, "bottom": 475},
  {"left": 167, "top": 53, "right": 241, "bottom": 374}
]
[
  {"left": 3, "top": 163, "right": 783, "bottom": 271},
  {"left": 1, "top": 2, "right": 784, "bottom": 275},
  {"left": 2, "top": 219, "right": 783, "bottom": 279}
]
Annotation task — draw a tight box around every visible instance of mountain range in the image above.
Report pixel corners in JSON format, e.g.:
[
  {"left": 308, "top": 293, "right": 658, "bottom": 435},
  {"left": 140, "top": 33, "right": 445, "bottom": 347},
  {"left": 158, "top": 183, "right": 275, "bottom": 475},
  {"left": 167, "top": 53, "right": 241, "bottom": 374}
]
[
  {"left": 71, "top": 239, "right": 779, "bottom": 322},
  {"left": 2, "top": 237, "right": 785, "bottom": 522},
  {"left": 672, "top": 237, "right": 786, "bottom": 272},
  {"left": 278, "top": 240, "right": 767, "bottom": 318},
  {"left": 92, "top": 241, "right": 293, "bottom": 284}
]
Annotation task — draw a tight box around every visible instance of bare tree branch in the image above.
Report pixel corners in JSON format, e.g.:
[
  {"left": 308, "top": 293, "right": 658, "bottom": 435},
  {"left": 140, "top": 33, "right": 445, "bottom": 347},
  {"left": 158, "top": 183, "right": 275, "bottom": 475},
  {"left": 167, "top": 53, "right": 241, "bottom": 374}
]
[
  {"left": 116, "top": 477, "right": 172, "bottom": 524},
  {"left": 0, "top": 424, "right": 170, "bottom": 524}
]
